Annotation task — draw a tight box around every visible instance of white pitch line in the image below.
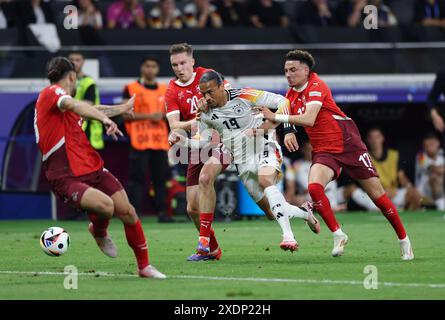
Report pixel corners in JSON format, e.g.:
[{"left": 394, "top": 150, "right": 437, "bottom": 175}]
[{"left": 0, "top": 270, "right": 444, "bottom": 289}]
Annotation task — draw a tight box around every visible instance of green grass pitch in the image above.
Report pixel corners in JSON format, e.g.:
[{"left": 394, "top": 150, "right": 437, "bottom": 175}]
[{"left": 0, "top": 211, "right": 444, "bottom": 300}]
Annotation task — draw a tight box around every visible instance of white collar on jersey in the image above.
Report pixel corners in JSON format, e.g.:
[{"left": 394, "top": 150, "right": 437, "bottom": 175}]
[
  {"left": 175, "top": 72, "right": 197, "bottom": 87},
  {"left": 293, "top": 81, "right": 308, "bottom": 92}
]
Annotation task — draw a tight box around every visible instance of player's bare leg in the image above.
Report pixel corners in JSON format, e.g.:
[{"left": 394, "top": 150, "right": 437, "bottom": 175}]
[
  {"left": 308, "top": 164, "right": 348, "bottom": 257},
  {"left": 80, "top": 187, "right": 117, "bottom": 258},
  {"left": 188, "top": 157, "right": 223, "bottom": 261},
  {"left": 358, "top": 177, "right": 414, "bottom": 260},
  {"left": 112, "top": 190, "right": 166, "bottom": 278}
]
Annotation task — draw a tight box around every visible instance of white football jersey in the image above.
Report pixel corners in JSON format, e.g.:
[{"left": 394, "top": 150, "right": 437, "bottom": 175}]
[{"left": 199, "top": 88, "right": 289, "bottom": 164}]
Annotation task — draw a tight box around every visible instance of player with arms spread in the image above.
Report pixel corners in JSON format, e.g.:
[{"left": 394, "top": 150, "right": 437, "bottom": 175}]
[
  {"left": 165, "top": 43, "right": 232, "bottom": 261},
  {"left": 170, "top": 70, "right": 320, "bottom": 254},
  {"left": 35, "top": 57, "right": 166, "bottom": 278},
  {"left": 256, "top": 50, "right": 414, "bottom": 260}
]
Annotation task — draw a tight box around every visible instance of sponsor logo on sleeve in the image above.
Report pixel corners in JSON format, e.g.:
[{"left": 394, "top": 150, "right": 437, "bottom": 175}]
[{"left": 309, "top": 91, "right": 322, "bottom": 97}]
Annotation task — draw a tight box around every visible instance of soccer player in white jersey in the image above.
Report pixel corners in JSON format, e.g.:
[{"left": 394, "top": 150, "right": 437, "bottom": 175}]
[{"left": 170, "top": 70, "right": 320, "bottom": 255}]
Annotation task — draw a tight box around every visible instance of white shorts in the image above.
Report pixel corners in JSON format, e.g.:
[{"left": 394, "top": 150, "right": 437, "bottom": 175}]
[{"left": 235, "top": 138, "right": 283, "bottom": 203}]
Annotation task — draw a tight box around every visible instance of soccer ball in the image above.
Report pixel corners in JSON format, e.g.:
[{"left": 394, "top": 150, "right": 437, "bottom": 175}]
[{"left": 39, "top": 227, "right": 70, "bottom": 256}]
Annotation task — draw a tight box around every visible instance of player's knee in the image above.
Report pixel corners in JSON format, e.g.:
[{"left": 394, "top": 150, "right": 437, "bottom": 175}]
[
  {"left": 117, "top": 203, "right": 138, "bottom": 222},
  {"left": 198, "top": 172, "right": 214, "bottom": 189},
  {"left": 258, "top": 175, "right": 274, "bottom": 189}
]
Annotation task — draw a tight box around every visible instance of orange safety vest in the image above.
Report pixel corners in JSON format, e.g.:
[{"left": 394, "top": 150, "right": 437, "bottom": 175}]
[{"left": 125, "top": 81, "right": 169, "bottom": 151}]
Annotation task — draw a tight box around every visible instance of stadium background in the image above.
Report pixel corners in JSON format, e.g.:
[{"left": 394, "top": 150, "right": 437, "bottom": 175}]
[{"left": 0, "top": 0, "right": 443, "bottom": 220}]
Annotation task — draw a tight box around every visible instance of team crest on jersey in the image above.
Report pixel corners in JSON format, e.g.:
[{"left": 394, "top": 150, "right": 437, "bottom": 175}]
[
  {"left": 178, "top": 91, "right": 185, "bottom": 100},
  {"left": 55, "top": 87, "right": 66, "bottom": 96},
  {"left": 233, "top": 104, "right": 244, "bottom": 115}
]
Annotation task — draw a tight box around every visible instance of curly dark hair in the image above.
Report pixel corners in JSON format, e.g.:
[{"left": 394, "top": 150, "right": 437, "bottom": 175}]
[
  {"left": 46, "top": 57, "right": 75, "bottom": 83},
  {"left": 285, "top": 50, "right": 315, "bottom": 70}
]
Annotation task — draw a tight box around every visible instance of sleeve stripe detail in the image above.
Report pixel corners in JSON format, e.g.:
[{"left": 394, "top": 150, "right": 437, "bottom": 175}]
[
  {"left": 306, "top": 101, "right": 322, "bottom": 106},
  {"left": 56, "top": 95, "right": 71, "bottom": 111},
  {"left": 166, "top": 110, "right": 180, "bottom": 117}
]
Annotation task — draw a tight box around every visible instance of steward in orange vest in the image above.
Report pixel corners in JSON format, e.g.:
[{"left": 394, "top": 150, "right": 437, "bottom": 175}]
[{"left": 122, "top": 57, "right": 173, "bottom": 222}]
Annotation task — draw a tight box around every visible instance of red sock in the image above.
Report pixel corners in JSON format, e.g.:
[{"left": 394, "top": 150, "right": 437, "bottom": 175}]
[
  {"left": 374, "top": 194, "right": 407, "bottom": 239},
  {"left": 308, "top": 183, "right": 340, "bottom": 232},
  {"left": 88, "top": 212, "right": 109, "bottom": 238},
  {"left": 199, "top": 213, "right": 214, "bottom": 238},
  {"left": 209, "top": 228, "right": 220, "bottom": 252},
  {"left": 124, "top": 220, "right": 149, "bottom": 269}
]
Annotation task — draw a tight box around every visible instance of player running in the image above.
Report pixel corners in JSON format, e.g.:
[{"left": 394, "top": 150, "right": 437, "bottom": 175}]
[
  {"left": 256, "top": 50, "right": 414, "bottom": 260},
  {"left": 165, "top": 43, "right": 231, "bottom": 261},
  {"left": 170, "top": 70, "right": 320, "bottom": 255},
  {"left": 35, "top": 57, "right": 166, "bottom": 278}
]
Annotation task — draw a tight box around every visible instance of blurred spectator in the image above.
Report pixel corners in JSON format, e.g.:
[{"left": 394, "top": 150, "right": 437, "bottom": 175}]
[
  {"left": 107, "top": 0, "right": 146, "bottom": 29},
  {"left": 183, "top": 0, "right": 223, "bottom": 28},
  {"left": 428, "top": 69, "right": 445, "bottom": 209},
  {"left": 415, "top": 133, "right": 445, "bottom": 210},
  {"left": 75, "top": 0, "right": 103, "bottom": 30},
  {"left": 335, "top": 0, "right": 367, "bottom": 27},
  {"left": 428, "top": 68, "right": 445, "bottom": 136},
  {"left": 69, "top": 52, "right": 104, "bottom": 150},
  {"left": 367, "top": 127, "right": 422, "bottom": 210},
  {"left": 16, "top": 0, "right": 55, "bottom": 26},
  {"left": 122, "top": 57, "right": 172, "bottom": 222},
  {"left": 296, "top": 0, "right": 336, "bottom": 26},
  {"left": 0, "top": 0, "right": 16, "bottom": 29},
  {"left": 148, "top": 0, "right": 183, "bottom": 29},
  {"left": 413, "top": 0, "right": 445, "bottom": 27},
  {"left": 248, "top": 0, "right": 289, "bottom": 28},
  {"left": 369, "top": 0, "right": 398, "bottom": 27},
  {"left": 284, "top": 141, "right": 346, "bottom": 212},
  {"left": 215, "top": 0, "right": 247, "bottom": 27}
]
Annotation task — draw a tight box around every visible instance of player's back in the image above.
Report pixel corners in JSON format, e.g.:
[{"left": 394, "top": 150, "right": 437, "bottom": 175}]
[
  {"left": 35, "top": 85, "right": 103, "bottom": 177},
  {"left": 35, "top": 85, "right": 70, "bottom": 158}
]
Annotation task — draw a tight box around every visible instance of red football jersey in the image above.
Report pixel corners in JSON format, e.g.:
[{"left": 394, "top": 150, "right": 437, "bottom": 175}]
[
  {"left": 35, "top": 85, "right": 103, "bottom": 176},
  {"left": 286, "top": 72, "right": 349, "bottom": 154},
  {"left": 165, "top": 67, "right": 210, "bottom": 121}
]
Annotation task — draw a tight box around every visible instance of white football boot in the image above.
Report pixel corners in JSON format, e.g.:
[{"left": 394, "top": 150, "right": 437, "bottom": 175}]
[
  {"left": 138, "top": 265, "right": 167, "bottom": 279},
  {"left": 332, "top": 231, "right": 349, "bottom": 257},
  {"left": 399, "top": 236, "right": 414, "bottom": 261},
  {"left": 88, "top": 223, "right": 118, "bottom": 258}
]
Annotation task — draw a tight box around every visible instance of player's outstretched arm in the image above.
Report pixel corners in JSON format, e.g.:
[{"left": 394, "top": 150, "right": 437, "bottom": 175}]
[
  {"left": 96, "top": 94, "right": 135, "bottom": 118},
  {"left": 59, "top": 96, "right": 124, "bottom": 141},
  {"left": 256, "top": 103, "right": 322, "bottom": 128},
  {"left": 167, "top": 113, "right": 197, "bottom": 131}
]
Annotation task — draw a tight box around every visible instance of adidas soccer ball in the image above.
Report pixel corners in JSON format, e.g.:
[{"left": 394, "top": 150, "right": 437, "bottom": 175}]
[{"left": 39, "top": 227, "right": 70, "bottom": 256}]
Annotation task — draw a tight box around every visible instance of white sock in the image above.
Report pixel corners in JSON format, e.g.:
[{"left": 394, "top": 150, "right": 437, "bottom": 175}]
[
  {"left": 264, "top": 185, "right": 295, "bottom": 240},
  {"left": 435, "top": 198, "right": 445, "bottom": 211},
  {"left": 351, "top": 188, "right": 379, "bottom": 211},
  {"left": 285, "top": 203, "right": 309, "bottom": 220}
]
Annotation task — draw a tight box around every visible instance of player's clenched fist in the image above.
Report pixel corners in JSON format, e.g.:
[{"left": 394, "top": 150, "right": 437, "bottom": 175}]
[
  {"left": 168, "top": 130, "right": 186, "bottom": 146},
  {"left": 196, "top": 97, "right": 208, "bottom": 121},
  {"left": 253, "top": 106, "right": 276, "bottom": 122}
]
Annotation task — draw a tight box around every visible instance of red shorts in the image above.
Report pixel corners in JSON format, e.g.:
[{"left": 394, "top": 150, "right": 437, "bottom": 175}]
[
  {"left": 43, "top": 147, "right": 123, "bottom": 210},
  {"left": 186, "top": 143, "right": 232, "bottom": 187},
  {"left": 312, "top": 149, "right": 379, "bottom": 181}
]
